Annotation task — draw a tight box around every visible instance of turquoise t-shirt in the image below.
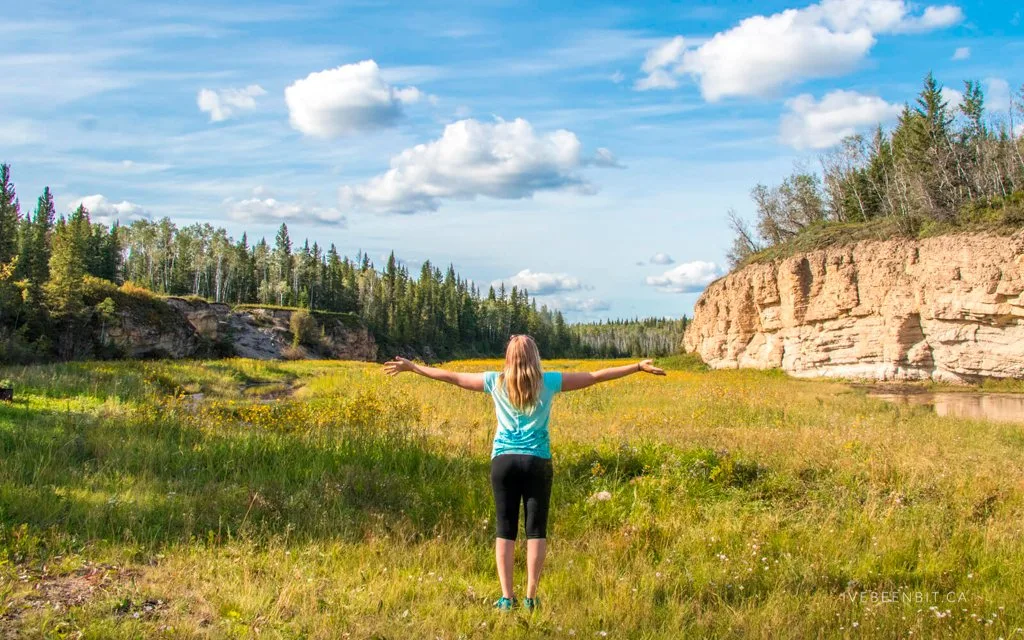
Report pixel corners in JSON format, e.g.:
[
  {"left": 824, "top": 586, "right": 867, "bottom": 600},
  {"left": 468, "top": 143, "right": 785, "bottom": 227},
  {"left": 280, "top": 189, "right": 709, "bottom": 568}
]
[{"left": 484, "top": 370, "right": 563, "bottom": 459}]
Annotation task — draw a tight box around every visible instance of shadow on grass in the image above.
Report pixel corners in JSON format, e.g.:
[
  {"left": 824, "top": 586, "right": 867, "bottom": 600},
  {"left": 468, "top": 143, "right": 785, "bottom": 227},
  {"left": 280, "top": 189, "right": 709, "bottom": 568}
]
[{"left": 0, "top": 399, "right": 493, "bottom": 560}]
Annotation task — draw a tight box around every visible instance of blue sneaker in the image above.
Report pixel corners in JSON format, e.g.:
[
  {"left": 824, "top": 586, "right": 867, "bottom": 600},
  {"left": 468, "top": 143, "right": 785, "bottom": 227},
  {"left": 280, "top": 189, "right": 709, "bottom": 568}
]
[
  {"left": 493, "top": 596, "right": 517, "bottom": 611},
  {"left": 523, "top": 596, "right": 540, "bottom": 611}
]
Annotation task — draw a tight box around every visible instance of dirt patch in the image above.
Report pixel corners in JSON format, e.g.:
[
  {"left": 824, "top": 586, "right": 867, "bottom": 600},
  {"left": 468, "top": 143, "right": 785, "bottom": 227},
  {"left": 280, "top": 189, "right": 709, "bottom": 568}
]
[
  {"left": 242, "top": 380, "right": 299, "bottom": 401},
  {"left": 179, "top": 380, "right": 300, "bottom": 408},
  {"left": 0, "top": 563, "right": 151, "bottom": 634}
]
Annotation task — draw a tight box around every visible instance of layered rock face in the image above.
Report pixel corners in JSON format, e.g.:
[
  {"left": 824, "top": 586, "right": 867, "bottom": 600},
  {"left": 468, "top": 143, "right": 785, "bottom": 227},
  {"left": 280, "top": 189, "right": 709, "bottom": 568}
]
[
  {"left": 684, "top": 231, "right": 1024, "bottom": 382},
  {"left": 217, "top": 306, "right": 378, "bottom": 361},
  {"left": 107, "top": 298, "right": 377, "bottom": 361},
  {"left": 103, "top": 307, "right": 199, "bottom": 359}
]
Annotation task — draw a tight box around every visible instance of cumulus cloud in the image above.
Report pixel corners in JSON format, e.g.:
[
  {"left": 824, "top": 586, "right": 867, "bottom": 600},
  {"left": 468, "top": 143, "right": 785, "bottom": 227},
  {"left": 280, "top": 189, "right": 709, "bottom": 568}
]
[
  {"left": 69, "top": 194, "right": 149, "bottom": 225},
  {"left": 492, "top": 269, "right": 583, "bottom": 295},
  {"left": 285, "top": 60, "right": 426, "bottom": 137},
  {"left": 951, "top": 46, "right": 970, "bottom": 60},
  {"left": 650, "top": 252, "right": 675, "bottom": 265},
  {"left": 941, "top": 86, "right": 964, "bottom": 110},
  {"left": 780, "top": 90, "right": 902, "bottom": 149},
  {"left": 197, "top": 85, "right": 266, "bottom": 122},
  {"left": 891, "top": 4, "right": 963, "bottom": 32},
  {"left": 339, "top": 117, "right": 605, "bottom": 213},
  {"left": 636, "top": 0, "right": 963, "bottom": 100},
  {"left": 645, "top": 261, "right": 721, "bottom": 293},
  {"left": 224, "top": 189, "right": 345, "bottom": 225},
  {"left": 548, "top": 296, "right": 611, "bottom": 313}
]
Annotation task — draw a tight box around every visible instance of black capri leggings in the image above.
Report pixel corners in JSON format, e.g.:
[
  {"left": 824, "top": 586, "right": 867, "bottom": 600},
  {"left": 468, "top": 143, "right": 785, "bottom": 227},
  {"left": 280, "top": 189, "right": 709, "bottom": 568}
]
[{"left": 490, "top": 454, "right": 554, "bottom": 540}]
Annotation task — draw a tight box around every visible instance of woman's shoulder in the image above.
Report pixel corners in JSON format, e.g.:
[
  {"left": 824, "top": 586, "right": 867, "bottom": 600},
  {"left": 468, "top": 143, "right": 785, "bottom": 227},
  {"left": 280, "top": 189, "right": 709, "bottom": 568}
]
[
  {"left": 542, "top": 370, "right": 563, "bottom": 391},
  {"left": 483, "top": 370, "right": 500, "bottom": 392}
]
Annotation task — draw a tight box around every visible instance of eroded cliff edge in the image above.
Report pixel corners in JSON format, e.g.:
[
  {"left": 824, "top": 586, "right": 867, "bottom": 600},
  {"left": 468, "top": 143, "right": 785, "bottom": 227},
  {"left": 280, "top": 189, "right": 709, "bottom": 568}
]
[
  {"left": 684, "top": 231, "right": 1024, "bottom": 382},
  {"left": 103, "top": 297, "right": 377, "bottom": 361}
]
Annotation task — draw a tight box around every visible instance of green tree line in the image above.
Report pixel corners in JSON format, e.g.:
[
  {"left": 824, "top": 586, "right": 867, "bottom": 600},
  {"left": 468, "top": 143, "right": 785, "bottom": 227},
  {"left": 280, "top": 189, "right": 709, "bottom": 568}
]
[
  {"left": 728, "top": 74, "right": 1024, "bottom": 266},
  {"left": 0, "top": 166, "right": 686, "bottom": 362}
]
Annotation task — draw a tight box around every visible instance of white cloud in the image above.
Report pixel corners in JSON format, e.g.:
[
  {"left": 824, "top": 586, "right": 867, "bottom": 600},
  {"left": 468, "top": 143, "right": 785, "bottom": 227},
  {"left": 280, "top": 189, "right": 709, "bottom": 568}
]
[
  {"left": 636, "top": 0, "right": 964, "bottom": 100},
  {"left": 985, "top": 77, "right": 1011, "bottom": 113},
  {"left": 951, "top": 46, "right": 970, "bottom": 60},
  {"left": 610, "top": 71, "right": 625, "bottom": 84},
  {"left": 224, "top": 189, "right": 345, "bottom": 225},
  {"left": 650, "top": 252, "right": 675, "bottom": 265},
  {"left": 941, "top": 86, "right": 963, "bottom": 110},
  {"left": 285, "top": 60, "right": 425, "bottom": 137},
  {"left": 548, "top": 296, "right": 610, "bottom": 313},
  {"left": 492, "top": 269, "right": 583, "bottom": 295},
  {"left": 69, "top": 194, "right": 149, "bottom": 225},
  {"left": 645, "top": 261, "right": 721, "bottom": 293},
  {"left": 635, "top": 68, "right": 681, "bottom": 91},
  {"left": 339, "top": 117, "right": 604, "bottom": 213},
  {"left": 891, "top": 5, "right": 963, "bottom": 32},
  {"left": 641, "top": 36, "right": 687, "bottom": 75},
  {"left": 197, "top": 85, "right": 266, "bottom": 122},
  {"left": 780, "top": 90, "right": 902, "bottom": 149}
]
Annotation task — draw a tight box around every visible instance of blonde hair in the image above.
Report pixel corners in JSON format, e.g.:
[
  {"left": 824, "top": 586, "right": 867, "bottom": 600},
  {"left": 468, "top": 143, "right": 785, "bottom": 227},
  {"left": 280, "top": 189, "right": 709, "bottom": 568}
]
[{"left": 498, "top": 335, "right": 543, "bottom": 411}]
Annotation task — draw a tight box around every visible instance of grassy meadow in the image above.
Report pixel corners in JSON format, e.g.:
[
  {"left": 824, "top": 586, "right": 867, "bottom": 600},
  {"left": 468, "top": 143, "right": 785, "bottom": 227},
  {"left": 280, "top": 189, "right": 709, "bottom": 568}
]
[{"left": 0, "top": 357, "right": 1022, "bottom": 638}]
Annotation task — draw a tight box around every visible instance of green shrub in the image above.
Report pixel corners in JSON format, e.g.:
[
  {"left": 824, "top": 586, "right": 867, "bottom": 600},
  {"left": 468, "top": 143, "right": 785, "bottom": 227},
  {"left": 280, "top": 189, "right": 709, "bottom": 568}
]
[
  {"left": 290, "top": 309, "right": 319, "bottom": 348},
  {"left": 657, "top": 353, "right": 708, "bottom": 371}
]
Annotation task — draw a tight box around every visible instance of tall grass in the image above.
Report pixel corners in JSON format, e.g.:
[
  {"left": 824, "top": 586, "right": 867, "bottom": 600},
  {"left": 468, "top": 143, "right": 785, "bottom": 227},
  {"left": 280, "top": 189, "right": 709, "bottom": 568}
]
[{"left": 0, "top": 359, "right": 1021, "bottom": 638}]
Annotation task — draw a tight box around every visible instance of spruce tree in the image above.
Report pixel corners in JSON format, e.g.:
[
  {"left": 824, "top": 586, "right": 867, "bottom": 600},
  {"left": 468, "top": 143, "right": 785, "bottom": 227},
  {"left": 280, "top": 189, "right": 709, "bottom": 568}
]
[
  {"left": 0, "top": 164, "right": 20, "bottom": 266},
  {"left": 21, "top": 187, "right": 56, "bottom": 303},
  {"left": 46, "top": 211, "right": 88, "bottom": 318},
  {"left": 101, "top": 222, "right": 123, "bottom": 282},
  {"left": 273, "top": 223, "right": 292, "bottom": 305}
]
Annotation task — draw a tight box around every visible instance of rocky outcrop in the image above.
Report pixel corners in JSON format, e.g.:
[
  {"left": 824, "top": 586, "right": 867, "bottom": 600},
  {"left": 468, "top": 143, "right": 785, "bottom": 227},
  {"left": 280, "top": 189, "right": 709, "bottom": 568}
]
[
  {"left": 104, "top": 306, "right": 199, "bottom": 359},
  {"left": 219, "top": 306, "right": 378, "bottom": 361},
  {"left": 107, "top": 297, "right": 377, "bottom": 361},
  {"left": 684, "top": 231, "right": 1024, "bottom": 382},
  {"left": 165, "top": 298, "right": 230, "bottom": 340}
]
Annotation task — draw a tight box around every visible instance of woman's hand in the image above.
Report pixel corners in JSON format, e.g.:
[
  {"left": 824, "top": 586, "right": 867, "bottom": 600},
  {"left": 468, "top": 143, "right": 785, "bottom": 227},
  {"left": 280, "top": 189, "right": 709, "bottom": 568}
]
[
  {"left": 638, "top": 359, "right": 666, "bottom": 376},
  {"left": 383, "top": 356, "right": 415, "bottom": 376}
]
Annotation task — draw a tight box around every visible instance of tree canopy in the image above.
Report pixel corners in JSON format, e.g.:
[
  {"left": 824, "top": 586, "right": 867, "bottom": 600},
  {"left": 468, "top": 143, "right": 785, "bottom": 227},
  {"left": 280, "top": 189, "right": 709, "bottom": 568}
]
[{"left": 729, "top": 74, "right": 1024, "bottom": 267}]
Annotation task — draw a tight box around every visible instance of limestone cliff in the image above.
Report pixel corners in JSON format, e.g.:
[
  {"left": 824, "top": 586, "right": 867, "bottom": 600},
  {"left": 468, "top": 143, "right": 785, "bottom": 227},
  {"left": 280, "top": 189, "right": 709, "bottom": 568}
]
[{"left": 684, "top": 231, "right": 1024, "bottom": 382}]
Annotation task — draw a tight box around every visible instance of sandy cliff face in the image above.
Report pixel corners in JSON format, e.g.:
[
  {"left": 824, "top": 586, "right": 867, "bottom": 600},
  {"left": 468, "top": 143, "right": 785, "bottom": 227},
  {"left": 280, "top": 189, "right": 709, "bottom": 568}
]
[{"left": 684, "top": 231, "right": 1024, "bottom": 382}]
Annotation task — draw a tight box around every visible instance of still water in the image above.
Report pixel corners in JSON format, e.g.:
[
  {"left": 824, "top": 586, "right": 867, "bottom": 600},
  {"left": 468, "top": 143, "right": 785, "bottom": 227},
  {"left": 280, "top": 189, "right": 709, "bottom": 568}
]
[{"left": 867, "top": 389, "right": 1024, "bottom": 424}]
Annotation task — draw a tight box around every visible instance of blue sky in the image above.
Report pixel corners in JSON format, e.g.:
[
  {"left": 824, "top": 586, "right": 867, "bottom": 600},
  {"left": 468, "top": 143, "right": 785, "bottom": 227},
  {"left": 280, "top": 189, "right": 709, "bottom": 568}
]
[{"left": 2, "top": 0, "right": 1021, "bottom": 320}]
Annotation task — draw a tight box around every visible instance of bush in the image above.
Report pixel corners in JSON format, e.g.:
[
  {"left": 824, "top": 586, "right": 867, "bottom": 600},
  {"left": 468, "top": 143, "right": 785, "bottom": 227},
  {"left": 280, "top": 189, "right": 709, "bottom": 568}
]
[
  {"left": 118, "top": 281, "right": 159, "bottom": 300},
  {"left": 290, "top": 309, "right": 319, "bottom": 348},
  {"left": 0, "top": 327, "right": 44, "bottom": 365},
  {"left": 657, "top": 353, "right": 708, "bottom": 371}
]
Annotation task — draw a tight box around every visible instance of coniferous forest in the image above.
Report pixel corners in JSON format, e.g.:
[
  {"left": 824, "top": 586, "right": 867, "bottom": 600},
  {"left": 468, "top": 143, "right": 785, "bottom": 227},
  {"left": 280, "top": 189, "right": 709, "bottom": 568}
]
[{"left": 0, "top": 165, "right": 686, "bottom": 363}]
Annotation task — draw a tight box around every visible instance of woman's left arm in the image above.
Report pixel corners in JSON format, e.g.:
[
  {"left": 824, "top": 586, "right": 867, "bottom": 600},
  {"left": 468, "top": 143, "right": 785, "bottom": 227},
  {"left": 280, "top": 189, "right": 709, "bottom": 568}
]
[
  {"left": 382, "top": 356, "right": 486, "bottom": 392},
  {"left": 560, "top": 359, "right": 665, "bottom": 392}
]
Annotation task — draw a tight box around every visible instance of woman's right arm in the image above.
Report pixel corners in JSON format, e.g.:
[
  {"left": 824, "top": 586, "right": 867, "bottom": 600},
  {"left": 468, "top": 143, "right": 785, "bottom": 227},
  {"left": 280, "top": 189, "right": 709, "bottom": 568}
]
[
  {"left": 382, "top": 356, "right": 486, "bottom": 392},
  {"left": 560, "top": 359, "right": 665, "bottom": 392}
]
